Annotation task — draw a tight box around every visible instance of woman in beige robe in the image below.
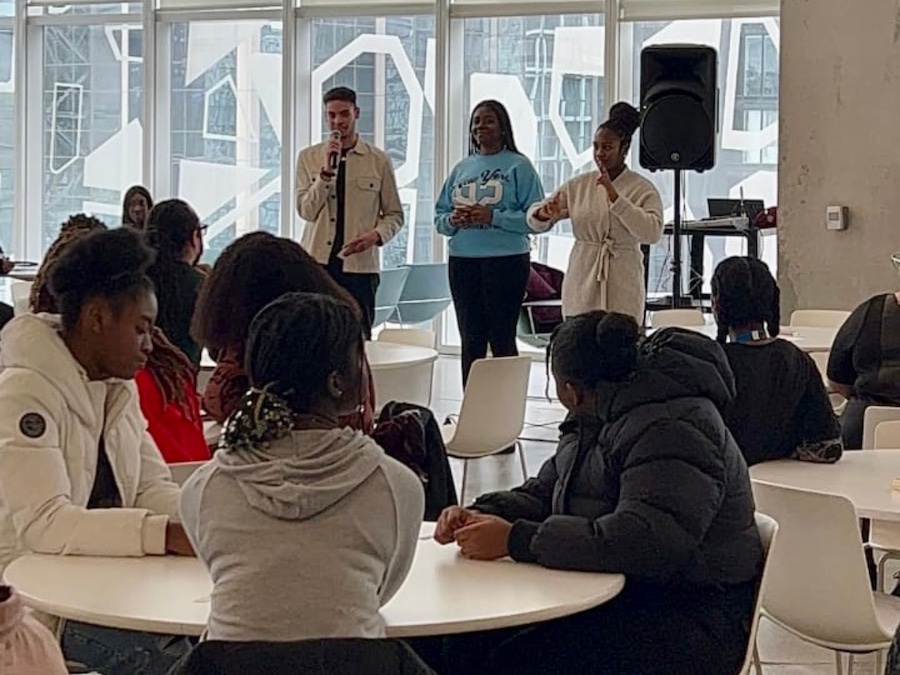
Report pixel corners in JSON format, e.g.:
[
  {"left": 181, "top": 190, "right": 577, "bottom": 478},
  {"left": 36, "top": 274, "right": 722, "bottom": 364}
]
[{"left": 527, "top": 102, "right": 663, "bottom": 323}]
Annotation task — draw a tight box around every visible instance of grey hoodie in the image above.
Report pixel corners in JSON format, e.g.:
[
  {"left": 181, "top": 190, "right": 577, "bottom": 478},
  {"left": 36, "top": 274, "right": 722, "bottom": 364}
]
[{"left": 179, "top": 427, "right": 424, "bottom": 641}]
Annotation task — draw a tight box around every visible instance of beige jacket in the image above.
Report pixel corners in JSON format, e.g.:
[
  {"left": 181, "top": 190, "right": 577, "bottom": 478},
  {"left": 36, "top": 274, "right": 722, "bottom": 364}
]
[
  {"left": 295, "top": 139, "right": 404, "bottom": 274},
  {"left": 527, "top": 168, "right": 663, "bottom": 322}
]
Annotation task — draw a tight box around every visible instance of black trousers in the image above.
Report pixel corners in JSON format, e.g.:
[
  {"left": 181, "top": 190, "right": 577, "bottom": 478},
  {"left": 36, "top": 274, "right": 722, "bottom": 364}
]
[
  {"left": 324, "top": 261, "right": 379, "bottom": 340},
  {"left": 448, "top": 254, "right": 530, "bottom": 386},
  {"left": 410, "top": 582, "right": 754, "bottom": 675}
]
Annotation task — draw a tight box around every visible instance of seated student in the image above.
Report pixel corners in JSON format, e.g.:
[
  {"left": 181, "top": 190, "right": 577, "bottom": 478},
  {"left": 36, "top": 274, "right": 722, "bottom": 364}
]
[
  {"left": 828, "top": 286, "right": 900, "bottom": 449},
  {"left": 432, "top": 312, "right": 763, "bottom": 675},
  {"left": 30, "top": 217, "right": 209, "bottom": 464},
  {"left": 191, "top": 231, "right": 376, "bottom": 431},
  {"left": 711, "top": 256, "right": 843, "bottom": 465},
  {"left": 180, "top": 292, "right": 424, "bottom": 641},
  {"left": 122, "top": 185, "right": 153, "bottom": 231},
  {"left": 0, "top": 228, "right": 194, "bottom": 675},
  {"left": 145, "top": 198, "right": 206, "bottom": 366}
]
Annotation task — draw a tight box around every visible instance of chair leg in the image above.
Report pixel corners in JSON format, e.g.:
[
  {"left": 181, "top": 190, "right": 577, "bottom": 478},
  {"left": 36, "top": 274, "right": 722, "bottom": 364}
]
[
  {"left": 835, "top": 651, "right": 843, "bottom": 675},
  {"left": 517, "top": 441, "right": 528, "bottom": 481},
  {"left": 877, "top": 552, "right": 888, "bottom": 593},
  {"left": 847, "top": 653, "right": 854, "bottom": 675},
  {"left": 459, "top": 459, "right": 468, "bottom": 506},
  {"left": 752, "top": 642, "right": 763, "bottom": 675}
]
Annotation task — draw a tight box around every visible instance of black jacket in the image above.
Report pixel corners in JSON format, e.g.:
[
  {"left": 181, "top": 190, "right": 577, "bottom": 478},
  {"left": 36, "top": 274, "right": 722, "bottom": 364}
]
[{"left": 473, "top": 328, "right": 763, "bottom": 591}]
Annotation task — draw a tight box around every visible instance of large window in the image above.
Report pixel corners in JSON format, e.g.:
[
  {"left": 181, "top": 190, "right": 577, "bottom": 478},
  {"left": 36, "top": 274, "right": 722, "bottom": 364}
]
[
  {"left": 621, "top": 18, "right": 780, "bottom": 295},
  {"left": 39, "top": 22, "right": 141, "bottom": 249},
  {"left": 308, "top": 15, "right": 435, "bottom": 269},
  {"left": 0, "top": 26, "right": 12, "bottom": 253},
  {"left": 166, "top": 20, "right": 283, "bottom": 263}
]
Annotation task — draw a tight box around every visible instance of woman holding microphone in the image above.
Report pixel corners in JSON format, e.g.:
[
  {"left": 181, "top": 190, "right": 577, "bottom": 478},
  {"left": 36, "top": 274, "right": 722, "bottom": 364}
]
[{"left": 528, "top": 102, "right": 664, "bottom": 322}]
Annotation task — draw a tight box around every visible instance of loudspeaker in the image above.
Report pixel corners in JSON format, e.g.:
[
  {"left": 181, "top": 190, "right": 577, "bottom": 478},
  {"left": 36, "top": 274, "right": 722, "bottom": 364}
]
[{"left": 639, "top": 44, "right": 717, "bottom": 172}]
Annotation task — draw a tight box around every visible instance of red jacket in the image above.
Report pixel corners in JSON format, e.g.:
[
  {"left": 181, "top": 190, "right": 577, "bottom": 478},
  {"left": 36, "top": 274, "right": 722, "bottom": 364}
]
[{"left": 135, "top": 369, "right": 211, "bottom": 464}]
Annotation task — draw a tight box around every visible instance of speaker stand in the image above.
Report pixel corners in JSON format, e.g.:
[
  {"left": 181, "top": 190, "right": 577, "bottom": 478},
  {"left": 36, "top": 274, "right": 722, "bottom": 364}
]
[{"left": 670, "top": 169, "right": 683, "bottom": 309}]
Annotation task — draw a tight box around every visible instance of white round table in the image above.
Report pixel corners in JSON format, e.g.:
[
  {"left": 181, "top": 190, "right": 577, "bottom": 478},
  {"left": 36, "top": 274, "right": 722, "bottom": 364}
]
[
  {"left": 3, "top": 540, "right": 624, "bottom": 638},
  {"left": 200, "top": 341, "right": 438, "bottom": 409},
  {"left": 651, "top": 324, "right": 837, "bottom": 353},
  {"left": 750, "top": 449, "right": 900, "bottom": 522}
]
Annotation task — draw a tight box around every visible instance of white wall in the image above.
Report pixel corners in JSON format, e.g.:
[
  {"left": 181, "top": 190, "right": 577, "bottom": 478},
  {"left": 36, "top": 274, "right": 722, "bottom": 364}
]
[{"left": 778, "top": 0, "right": 900, "bottom": 312}]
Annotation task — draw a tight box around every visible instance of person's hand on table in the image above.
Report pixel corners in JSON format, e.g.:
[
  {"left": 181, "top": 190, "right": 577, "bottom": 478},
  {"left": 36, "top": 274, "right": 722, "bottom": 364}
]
[
  {"left": 165, "top": 522, "right": 195, "bottom": 557},
  {"left": 454, "top": 515, "right": 513, "bottom": 561},
  {"left": 433, "top": 506, "right": 483, "bottom": 544}
]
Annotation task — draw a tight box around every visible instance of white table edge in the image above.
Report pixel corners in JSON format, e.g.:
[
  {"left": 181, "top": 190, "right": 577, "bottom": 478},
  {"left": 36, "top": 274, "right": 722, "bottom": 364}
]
[
  {"left": 2, "top": 581, "right": 206, "bottom": 637},
  {"left": 384, "top": 573, "right": 626, "bottom": 638}
]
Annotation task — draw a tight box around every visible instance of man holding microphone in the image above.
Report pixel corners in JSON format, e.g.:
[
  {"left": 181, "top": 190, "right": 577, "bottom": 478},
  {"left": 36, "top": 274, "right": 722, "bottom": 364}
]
[{"left": 296, "top": 86, "right": 404, "bottom": 338}]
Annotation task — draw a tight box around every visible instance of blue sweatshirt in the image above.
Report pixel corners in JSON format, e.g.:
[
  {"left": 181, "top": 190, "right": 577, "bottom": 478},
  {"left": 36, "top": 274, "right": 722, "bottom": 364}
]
[{"left": 435, "top": 150, "right": 544, "bottom": 258}]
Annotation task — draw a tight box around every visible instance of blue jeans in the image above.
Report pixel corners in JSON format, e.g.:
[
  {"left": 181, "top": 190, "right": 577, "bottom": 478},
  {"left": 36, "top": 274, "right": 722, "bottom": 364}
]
[{"left": 62, "top": 621, "right": 193, "bottom": 675}]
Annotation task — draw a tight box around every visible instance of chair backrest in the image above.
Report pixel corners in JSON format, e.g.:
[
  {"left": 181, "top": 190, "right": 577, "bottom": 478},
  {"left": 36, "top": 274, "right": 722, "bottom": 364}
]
[
  {"left": 875, "top": 421, "right": 900, "bottom": 450},
  {"left": 377, "top": 328, "right": 436, "bottom": 349},
  {"left": 169, "top": 461, "right": 207, "bottom": 486},
  {"left": 450, "top": 356, "right": 532, "bottom": 457},
  {"left": 11, "top": 281, "right": 32, "bottom": 316},
  {"left": 395, "top": 264, "right": 452, "bottom": 325},
  {"left": 790, "top": 309, "right": 850, "bottom": 328},
  {"left": 809, "top": 351, "right": 829, "bottom": 386},
  {"left": 373, "top": 267, "right": 411, "bottom": 328},
  {"left": 649, "top": 308, "right": 705, "bottom": 328},
  {"left": 752, "top": 481, "right": 892, "bottom": 647},
  {"left": 736, "top": 513, "right": 779, "bottom": 675},
  {"left": 169, "top": 638, "right": 436, "bottom": 675},
  {"left": 863, "top": 406, "right": 900, "bottom": 449}
]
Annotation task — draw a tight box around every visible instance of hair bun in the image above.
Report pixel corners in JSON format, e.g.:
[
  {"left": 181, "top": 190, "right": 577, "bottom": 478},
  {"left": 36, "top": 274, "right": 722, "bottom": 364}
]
[
  {"left": 608, "top": 102, "right": 641, "bottom": 137},
  {"left": 594, "top": 312, "right": 639, "bottom": 380}
]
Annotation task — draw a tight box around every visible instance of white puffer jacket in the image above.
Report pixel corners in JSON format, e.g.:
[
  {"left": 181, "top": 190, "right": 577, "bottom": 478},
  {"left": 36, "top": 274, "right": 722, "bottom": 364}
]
[{"left": 0, "top": 314, "right": 180, "bottom": 572}]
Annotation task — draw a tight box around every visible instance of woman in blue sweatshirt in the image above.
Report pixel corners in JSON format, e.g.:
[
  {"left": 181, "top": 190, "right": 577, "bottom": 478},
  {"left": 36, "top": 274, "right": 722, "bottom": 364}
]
[{"left": 435, "top": 100, "right": 545, "bottom": 385}]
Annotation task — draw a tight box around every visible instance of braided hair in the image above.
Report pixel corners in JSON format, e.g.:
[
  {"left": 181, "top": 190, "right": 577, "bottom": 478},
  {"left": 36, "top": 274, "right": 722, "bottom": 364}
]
[
  {"left": 31, "top": 214, "right": 108, "bottom": 313},
  {"left": 710, "top": 256, "right": 781, "bottom": 344},
  {"left": 191, "top": 231, "right": 358, "bottom": 355},
  {"left": 547, "top": 311, "right": 640, "bottom": 392},
  {"left": 599, "top": 102, "right": 641, "bottom": 152},
  {"left": 146, "top": 326, "right": 199, "bottom": 419},
  {"left": 222, "top": 292, "right": 364, "bottom": 454},
  {"left": 468, "top": 99, "right": 521, "bottom": 156}
]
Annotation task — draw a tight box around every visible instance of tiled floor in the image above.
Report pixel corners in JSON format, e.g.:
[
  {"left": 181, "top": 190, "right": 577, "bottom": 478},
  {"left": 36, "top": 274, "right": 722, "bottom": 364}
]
[{"left": 430, "top": 355, "right": 886, "bottom": 675}]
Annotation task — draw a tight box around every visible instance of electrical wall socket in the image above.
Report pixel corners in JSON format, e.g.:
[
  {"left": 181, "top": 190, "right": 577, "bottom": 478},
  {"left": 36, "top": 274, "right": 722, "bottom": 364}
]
[{"left": 826, "top": 205, "right": 848, "bottom": 231}]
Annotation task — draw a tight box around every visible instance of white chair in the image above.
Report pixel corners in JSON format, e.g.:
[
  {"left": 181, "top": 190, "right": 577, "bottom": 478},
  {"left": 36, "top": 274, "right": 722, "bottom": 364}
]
[
  {"left": 752, "top": 481, "right": 900, "bottom": 674},
  {"left": 790, "top": 309, "right": 850, "bottom": 328},
  {"left": 738, "top": 513, "right": 779, "bottom": 675},
  {"left": 377, "top": 328, "right": 436, "bottom": 350},
  {"left": 649, "top": 308, "right": 705, "bottom": 328},
  {"left": 169, "top": 460, "right": 207, "bottom": 486},
  {"left": 863, "top": 406, "right": 900, "bottom": 450},
  {"left": 875, "top": 421, "right": 900, "bottom": 449},
  {"left": 809, "top": 351, "right": 847, "bottom": 415},
  {"left": 868, "top": 421, "right": 900, "bottom": 592},
  {"left": 442, "top": 356, "right": 532, "bottom": 504},
  {"left": 11, "top": 281, "right": 32, "bottom": 316}
]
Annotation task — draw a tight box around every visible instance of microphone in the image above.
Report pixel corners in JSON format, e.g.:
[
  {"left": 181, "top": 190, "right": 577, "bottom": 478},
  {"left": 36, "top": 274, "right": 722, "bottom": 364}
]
[{"left": 328, "top": 130, "right": 341, "bottom": 172}]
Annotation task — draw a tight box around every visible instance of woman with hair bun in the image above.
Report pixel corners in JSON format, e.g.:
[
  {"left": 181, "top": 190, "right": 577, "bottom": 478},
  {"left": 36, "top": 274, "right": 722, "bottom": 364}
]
[
  {"left": 527, "top": 102, "right": 663, "bottom": 322},
  {"left": 432, "top": 312, "right": 762, "bottom": 675}
]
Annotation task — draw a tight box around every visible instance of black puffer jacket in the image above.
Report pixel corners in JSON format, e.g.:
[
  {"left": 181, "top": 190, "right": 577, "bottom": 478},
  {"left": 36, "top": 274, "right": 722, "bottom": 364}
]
[{"left": 473, "top": 328, "right": 763, "bottom": 590}]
